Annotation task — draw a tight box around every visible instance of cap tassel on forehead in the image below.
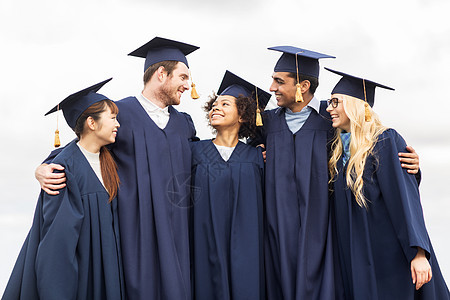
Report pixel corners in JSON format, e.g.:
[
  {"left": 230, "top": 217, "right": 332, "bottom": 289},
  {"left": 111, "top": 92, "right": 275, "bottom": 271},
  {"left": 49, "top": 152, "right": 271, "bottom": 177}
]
[
  {"left": 255, "top": 86, "right": 263, "bottom": 126},
  {"left": 295, "top": 52, "right": 304, "bottom": 103},
  {"left": 363, "top": 79, "right": 372, "bottom": 122},
  {"left": 190, "top": 70, "right": 200, "bottom": 99}
]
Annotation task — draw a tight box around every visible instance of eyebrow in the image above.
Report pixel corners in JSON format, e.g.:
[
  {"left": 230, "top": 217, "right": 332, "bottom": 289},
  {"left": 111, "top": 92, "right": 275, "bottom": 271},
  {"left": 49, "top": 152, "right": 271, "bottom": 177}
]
[{"left": 272, "top": 75, "right": 284, "bottom": 82}]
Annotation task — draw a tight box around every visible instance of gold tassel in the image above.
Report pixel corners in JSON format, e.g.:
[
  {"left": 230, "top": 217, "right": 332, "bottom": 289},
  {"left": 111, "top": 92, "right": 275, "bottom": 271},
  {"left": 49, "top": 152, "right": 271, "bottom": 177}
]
[
  {"left": 364, "top": 102, "right": 372, "bottom": 122},
  {"left": 362, "top": 79, "right": 371, "bottom": 122},
  {"left": 191, "top": 83, "right": 199, "bottom": 99},
  {"left": 295, "top": 52, "right": 304, "bottom": 103},
  {"left": 54, "top": 129, "right": 61, "bottom": 147},
  {"left": 256, "top": 108, "right": 263, "bottom": 126},
  {"left": 295, "top": 83, "right": 304, "bottom": 102},
  {"left": 255, "top": 87, "right": 263, "bottom": 126},
  {"left": 189, "top": 70, "right": 199, "bottom": 99}
]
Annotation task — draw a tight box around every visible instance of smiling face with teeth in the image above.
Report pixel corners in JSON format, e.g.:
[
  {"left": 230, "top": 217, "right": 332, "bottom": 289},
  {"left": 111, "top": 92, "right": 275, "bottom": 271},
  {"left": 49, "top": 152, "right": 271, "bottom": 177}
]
[
  {"left": 208, "top": 95, "right": 242, "bottom": 131},
  {"left": 326, "top": 94, "right": 351, "bottom": 132}
]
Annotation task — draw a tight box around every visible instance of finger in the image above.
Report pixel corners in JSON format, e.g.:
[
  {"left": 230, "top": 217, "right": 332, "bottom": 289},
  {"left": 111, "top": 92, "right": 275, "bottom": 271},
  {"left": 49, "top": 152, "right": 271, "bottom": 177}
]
[
  {"left": 42, "top": 187, "right": 60, "bottom": 195},
  {"left": 428, "top": 269, "right": 433, "bottom": 282},
  {"left": 399, "top": 156, "right": 418, "bottom": 163},
  {"left": 257, "top": 144, "right": 265, "bottom": 149},
  {"left": 411, "top": 266, "right": 416, "bottom": 284},
  {"left": 43, "top": 183, "right": 66, "bottom": 190},
  {"left": 48, "top": 172, "right": 66, "bottom": 178},
  {"left": 417, "top": 272, "right": 425, "bottom": 288},
  {"left": 49, "top": 163, "right": 65, "bottom": 170},
  {"left": 45, "top": 177, "right": 67, "bottom": 185},
  {"left": 398, "top": 154, "right": 418, "bottom": 161},
  {"left": 406, "top": 145, "right": 416, "bottom": 153},
  {"left": 401, "top": 163, "right": 418, "bottom": 170},
  {"left": 407, "top": 169, "right": 419, "bottom": 175}
]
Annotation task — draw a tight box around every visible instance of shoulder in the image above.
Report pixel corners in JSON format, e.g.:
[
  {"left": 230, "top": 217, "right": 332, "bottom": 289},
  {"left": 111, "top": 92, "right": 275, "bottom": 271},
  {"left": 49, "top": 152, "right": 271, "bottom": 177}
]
[
  {"left": 51, "top": 141, "right": 79, "bottom": 166},
  {"left": 262, "top": 107, "right": 281, "bottom": 118},
  {"left": 235, "top": 142, "right": 264, "bottom": 164},
  {"left": 179, "top": 111, "right": 195, "bottom": 125},
  {"left": 115, "top": 96, "right": 136, "bottom": 105},
  {"left": 372, "top": 128, "right": 408, "bottom": 162},
  {"left": 375, "top": 128, "right": 406, "bottom": 149},
  {"left": 191, "top": 139, "right": 210, "bottom": 152}
]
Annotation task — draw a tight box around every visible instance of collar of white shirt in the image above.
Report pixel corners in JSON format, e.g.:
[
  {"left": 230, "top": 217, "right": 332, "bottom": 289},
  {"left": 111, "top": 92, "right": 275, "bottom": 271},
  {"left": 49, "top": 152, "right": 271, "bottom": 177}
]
[{"left": 136, "top": 93, "right": 170, "bottom": 116}]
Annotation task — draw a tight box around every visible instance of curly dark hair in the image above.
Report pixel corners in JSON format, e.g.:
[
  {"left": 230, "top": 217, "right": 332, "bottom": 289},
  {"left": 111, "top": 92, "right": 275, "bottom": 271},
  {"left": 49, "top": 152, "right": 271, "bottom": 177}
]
[{"left": 204, "top": 93, "right": 258, "bottom": 139}]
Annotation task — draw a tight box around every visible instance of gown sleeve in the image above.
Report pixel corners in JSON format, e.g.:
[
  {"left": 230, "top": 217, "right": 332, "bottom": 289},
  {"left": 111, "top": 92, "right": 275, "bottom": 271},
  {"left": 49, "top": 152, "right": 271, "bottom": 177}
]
[
  {"left": 35, "top": 169, "right": 84, "bottom": 300},
  {"left": 374, "top": 129, "right": 431, "bottom": 262},
  {"left": 181, "top": 112, "right": 200, "bottom": 142}
]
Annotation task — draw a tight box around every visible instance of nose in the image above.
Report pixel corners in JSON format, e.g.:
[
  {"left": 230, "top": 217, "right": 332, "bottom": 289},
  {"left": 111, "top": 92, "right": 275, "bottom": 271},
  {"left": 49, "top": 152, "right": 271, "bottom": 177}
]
[
  {"left": 269, "top": 82, "right": 277, "bottom": 92},
  {"left": 326, "top": 103, "right": 333, "bottom": 112},
  {"left": 116, "top": 120, "right": 120, "bottom": 128},
  {"left": 184, "top": 80, "right": 190, "bottom": 90}
]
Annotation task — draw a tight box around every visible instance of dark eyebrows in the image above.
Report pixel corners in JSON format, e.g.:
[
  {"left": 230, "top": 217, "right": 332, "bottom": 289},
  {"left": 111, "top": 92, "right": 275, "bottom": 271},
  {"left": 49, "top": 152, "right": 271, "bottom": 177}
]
[{"left": 272, "top": 74, "right": 284, "bottom": 82}]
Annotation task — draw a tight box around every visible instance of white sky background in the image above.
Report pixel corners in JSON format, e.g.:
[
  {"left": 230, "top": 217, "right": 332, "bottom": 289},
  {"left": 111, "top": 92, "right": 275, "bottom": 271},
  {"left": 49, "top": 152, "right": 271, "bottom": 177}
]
[{"left": 1, "top": 0, "right": 449, "bottom": 293}]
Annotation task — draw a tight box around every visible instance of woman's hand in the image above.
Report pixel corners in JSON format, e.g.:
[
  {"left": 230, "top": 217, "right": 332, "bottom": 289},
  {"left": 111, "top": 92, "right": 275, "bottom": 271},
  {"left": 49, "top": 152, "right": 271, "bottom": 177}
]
[{"left": 411, "top": 247, "right": 432, "bottom": 290}]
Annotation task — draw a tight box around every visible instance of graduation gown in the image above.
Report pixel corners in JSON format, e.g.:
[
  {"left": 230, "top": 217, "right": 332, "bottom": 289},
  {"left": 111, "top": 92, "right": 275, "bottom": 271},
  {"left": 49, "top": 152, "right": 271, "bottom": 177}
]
[
  {"left": 3, "top": 140, "right": 124, "bottom": 300},
  {"left": 261, "top": 101, "right": 338, "bottom": 300},
  {"left": 332, "top": 128, "right": 450, "bottom": 300},
  {"left": 112, "top": 97, "right": 196, "bottom": 300},
  {"left": 190, "top": 140, "right": 265, "bottom": 300}
]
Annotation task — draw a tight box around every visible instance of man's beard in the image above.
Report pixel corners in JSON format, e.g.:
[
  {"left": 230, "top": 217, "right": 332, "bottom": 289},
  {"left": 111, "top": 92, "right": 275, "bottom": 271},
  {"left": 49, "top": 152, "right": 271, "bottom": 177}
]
[{"left": 158, "top": 81, "right": 180, "bottom": 106}]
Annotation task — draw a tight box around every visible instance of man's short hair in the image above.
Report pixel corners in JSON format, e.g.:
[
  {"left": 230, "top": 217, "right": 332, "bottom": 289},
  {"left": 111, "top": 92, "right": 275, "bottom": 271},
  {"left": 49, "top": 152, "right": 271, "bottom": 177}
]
[
  {"left": 286, "top": 73, "right": 319, "bottom": 94},
  {"left": 143, "top": 60, "right": 179, "bottom": 84}
]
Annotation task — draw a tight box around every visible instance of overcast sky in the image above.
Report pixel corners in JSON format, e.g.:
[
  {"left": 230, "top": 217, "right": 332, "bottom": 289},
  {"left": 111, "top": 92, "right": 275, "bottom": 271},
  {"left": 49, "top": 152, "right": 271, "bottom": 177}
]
[{"left": 1, "top": 0, "right": 449, "bottom": 292}]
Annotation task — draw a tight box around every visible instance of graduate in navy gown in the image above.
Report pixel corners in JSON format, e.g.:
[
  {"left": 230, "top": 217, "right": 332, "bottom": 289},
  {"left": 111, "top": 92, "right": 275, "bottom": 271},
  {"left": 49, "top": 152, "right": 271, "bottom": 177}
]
[
  {"left": 35, "top": 37, "right": 199, "bottom": 300},
  {"left": 255, "top": 46, "right": 339, "bottom": 300},
  {"left": 325, "top": 68, "right": 450, "bottom": 300},
  {"left": 251, "top": 46, "right": 422, "bottom": 300},
  {"left": 191, "top": 71, "right": 270, "bottom": 300},
  {"left": 3, "top": 79, "right": 124, "bottom": 300}
]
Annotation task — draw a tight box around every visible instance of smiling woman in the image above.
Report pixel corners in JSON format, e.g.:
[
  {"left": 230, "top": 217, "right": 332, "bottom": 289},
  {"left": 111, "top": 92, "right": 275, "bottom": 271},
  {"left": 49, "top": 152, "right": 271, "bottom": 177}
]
[
  {"left": 190, "top": 70, "right": 270, "bottom": 300},
  {"left": 325, "top": 68, "right": 450, "bottom": 299},
  {"left": 2, "top": 79, "right": 124, "bottom": 300}
]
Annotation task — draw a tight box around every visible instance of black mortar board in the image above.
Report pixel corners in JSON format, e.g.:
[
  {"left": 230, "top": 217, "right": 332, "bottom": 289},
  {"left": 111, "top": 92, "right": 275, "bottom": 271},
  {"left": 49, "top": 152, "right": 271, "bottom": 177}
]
[
  {"left": 45, "top": 78, "right": 112, "bottom": 129},
  {"left": 128, "top": 37, "right": 199, "bottom": 72},
  {"left": 269, "top": 45, "right": 335, "bottom": 78},
  {"left": 325, "top": 68, "right": 394, "bottom": 107}
]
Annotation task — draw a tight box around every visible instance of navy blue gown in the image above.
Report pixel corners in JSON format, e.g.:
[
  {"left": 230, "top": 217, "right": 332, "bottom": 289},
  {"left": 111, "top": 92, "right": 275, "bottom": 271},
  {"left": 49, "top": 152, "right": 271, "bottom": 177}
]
[
  {"left": 3, "top": 140, "right": 124, "bottom": 300},
  {"left": 261, "top": 101, "right": 339, "bottom": 300},
  {"left": 190, "top": 140, "right": 265, "bottom": 300},
  {"left": 332, "top": 128, "right": 449, "bottom": 299},
  {"left": 112, "top": 97, "right": 196, "bottom": 300}
]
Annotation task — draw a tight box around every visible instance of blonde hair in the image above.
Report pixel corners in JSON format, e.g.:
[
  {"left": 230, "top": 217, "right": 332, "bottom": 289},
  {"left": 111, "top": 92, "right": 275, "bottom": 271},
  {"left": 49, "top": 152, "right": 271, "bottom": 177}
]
[{"left": 328, "top": 95, "right": 388, "bottom": 208}]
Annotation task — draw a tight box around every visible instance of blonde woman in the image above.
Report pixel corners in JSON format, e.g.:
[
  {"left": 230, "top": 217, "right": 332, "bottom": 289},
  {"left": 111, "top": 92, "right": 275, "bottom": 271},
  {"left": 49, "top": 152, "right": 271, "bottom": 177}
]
[{"left": 325, "top": 68, "right": 449, "bottom": 300}]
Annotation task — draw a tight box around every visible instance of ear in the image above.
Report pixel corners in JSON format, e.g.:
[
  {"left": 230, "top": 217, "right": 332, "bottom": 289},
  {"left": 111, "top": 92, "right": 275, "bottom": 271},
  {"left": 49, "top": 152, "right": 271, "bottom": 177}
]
[
  {"left": 86, "top": 116, "right": 96, "bottom": 131},
  {"left": 156, "top": 66, "right": 167, "bottom": 82},
  {"left": 300, "top": 80, "right": 311, "bottom": 94}
]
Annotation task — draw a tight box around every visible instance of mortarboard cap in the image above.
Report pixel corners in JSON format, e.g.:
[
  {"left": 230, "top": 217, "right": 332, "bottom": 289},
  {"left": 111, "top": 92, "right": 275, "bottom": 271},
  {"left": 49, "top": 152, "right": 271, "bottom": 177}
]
[
  {"left": 269, "top": 46, "right": 335, "bottom": 78},
  {"left": 218, "top": 70, "right": 271, "bottom": 110},
  {"left": 128, "top": 37, "right": 199, "bottom": 72},
  {"left": 325, "top": 68, "right": 394, "bottom": 107},
  {"left": 45, "top": 78, "right": 112, "bottom": 129}
]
